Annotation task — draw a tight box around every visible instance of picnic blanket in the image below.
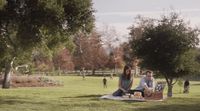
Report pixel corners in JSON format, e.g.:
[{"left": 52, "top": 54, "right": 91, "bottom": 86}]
[
  {"left": 100, "top": 94, "right": 166, "bottom": 102},
  {"left": 100, "top": 81, "right": 166, "bottom": 102},
  {"left": 100, "top": 94, "right": 146, "bottom": 102}
]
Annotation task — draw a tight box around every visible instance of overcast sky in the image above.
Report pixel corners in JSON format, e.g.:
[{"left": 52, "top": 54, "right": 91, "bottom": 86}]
[{"left": 93, "top": 0, "right": 200, "bottom": 43}]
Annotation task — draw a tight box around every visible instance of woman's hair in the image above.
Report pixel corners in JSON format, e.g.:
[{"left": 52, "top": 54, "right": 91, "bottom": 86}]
[{"left": 122, "top": 65, "right": 131, "bottom": 80}]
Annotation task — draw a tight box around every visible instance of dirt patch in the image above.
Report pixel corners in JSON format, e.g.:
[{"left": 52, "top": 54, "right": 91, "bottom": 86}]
[{"left": 0, "top": 75, "right": 63, "bottom": 88}]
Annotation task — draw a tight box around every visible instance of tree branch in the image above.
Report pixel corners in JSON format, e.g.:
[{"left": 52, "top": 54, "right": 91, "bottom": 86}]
[
  {"left": 163, "top": 74, "right": 170, "bottom": 85},
  {"left": 4, "top": 22, "right": 18, "bottom": 57},
  {"left": 5, "top": 22, "right": 17, "bottom": 49},
  {"left": 172, "top": 77, "right": 178, "bottom": 85}
]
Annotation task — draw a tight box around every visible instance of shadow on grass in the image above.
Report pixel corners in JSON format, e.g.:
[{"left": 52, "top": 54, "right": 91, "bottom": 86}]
[
  {"left": 61, "top": 95, "right": 147, "bottom": 103},
  {"left": 192, "top": 83, "right": 200, "bottom": 86},
  {"left": 61, "top": 94, "right": 102, "bottom": 99},
  {"left": 61, "top": 94, "right": 104, "bottom": 101},
  {"left": 0, "top": 96, "right": 46, "bottom": 105},
  {"left": 137, "top": 103, "right": 200, "bottom": 111},
  {"left": 136, "top": 97, "right": 200, "bottom": 111}
]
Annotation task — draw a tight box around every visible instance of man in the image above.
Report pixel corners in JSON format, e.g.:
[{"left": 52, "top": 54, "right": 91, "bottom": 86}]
[
  {"left": 103, "top": 76, "right": 107, "bottom": 88},
  {"left": 183, "top": 79, "right": 190, "bottom": 93},
  {"left": 130, "top": 70, "right": 156, "bottom": 97}
]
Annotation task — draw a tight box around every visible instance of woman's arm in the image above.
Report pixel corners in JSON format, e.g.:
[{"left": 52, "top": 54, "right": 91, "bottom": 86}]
[
  {"left": 118, "top": 77, "right": 127, "bottom": 92},
  {"left": 127, "top": 77, "right": 133, "bottom": 90}
]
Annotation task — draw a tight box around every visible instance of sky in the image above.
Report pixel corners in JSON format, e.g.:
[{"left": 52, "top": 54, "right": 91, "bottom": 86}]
[{"left": 93, "top": 0, "right": 200, "bottom": 43}]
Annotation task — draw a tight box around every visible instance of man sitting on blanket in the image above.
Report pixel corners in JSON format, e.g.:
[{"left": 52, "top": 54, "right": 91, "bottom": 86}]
[{"left": 130, "top": 70, "right": 156, "bottom": 97}]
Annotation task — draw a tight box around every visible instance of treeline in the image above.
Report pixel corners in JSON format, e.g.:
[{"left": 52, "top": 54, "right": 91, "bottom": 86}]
[{"left": 27, "top": 31, "right": 125, "bottom": 74}]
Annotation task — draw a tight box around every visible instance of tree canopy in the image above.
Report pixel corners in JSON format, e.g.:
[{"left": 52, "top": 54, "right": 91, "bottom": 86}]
[
  {"left": 129, "top": 12, "right": 200, "bottom": 97},
  {"left": 0, "top": 0, "right": 94, "bottom": 88}
]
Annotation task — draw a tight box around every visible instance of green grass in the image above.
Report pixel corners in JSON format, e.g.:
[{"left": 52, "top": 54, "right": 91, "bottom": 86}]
[{"left": 0, "top": 76, "right": 200, "bottom": 111}]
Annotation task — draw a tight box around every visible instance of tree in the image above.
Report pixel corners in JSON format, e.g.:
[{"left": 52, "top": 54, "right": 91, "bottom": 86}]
[
  {"left": 32, "top": 49, "right": 54, "bottom": 72},
  {"left": 120, "top": 16, "right": 155, "bottom": 65},
  {"left": 120, "top": 42, "right": 133, "bottom": 65},
  {"left": 0, "top": 0, "right": 94, "bottom": 88},
  {"left": 106, "top": 47, "right": 124, "bottom": 70},
  {"left": 53, "top": 48, "right": 74, "bottom": 71},
  {"left": 73, "top": 31, "right": 109, "bottom": 74},
  {"left": 98, "top": 25, "right": 124, "bottom": 73},
  {"left": 129, "top": 12, "right": 200, "bottom": 97}
]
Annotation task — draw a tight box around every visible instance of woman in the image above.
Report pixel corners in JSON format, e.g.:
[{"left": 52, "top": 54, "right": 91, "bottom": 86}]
[{"left": 112, "top": 65, "right": 133, "bottom": 96}]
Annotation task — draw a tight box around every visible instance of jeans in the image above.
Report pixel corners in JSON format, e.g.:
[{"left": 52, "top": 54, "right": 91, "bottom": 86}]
[
  {"left": 112, "top": 89, "right": 125, "bottom": 96},
  {"left": 112, "top": 89, "right": 145, "bottom": 97}
]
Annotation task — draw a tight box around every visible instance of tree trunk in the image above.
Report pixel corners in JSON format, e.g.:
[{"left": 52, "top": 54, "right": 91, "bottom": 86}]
[
  {"left": 164, "top": 75, "right": 174, "bottom": 97},
  {"left": 92, "top": 69, "right": 95, "bottom": 75},
  {"left": 2, "top": 61, "right": 12, "bottom": 88},
  {"left": 2, "top": 58, "right": 15, "bottom": 89},
  {"left": 167, "top": 84, "right": 173, "bottom": 97}
]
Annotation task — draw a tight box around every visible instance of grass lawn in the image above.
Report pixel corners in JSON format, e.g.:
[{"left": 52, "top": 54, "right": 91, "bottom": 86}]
[{"left": 0, "top": 76, "right": 200, "bottom": 111}]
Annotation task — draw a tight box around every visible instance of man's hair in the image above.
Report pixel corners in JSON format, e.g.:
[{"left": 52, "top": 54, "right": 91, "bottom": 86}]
[{"left": 146, "top": 70, "right": 153, "bottom": 75}]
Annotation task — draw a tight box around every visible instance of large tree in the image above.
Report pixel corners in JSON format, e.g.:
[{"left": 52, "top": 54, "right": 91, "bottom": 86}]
[
  {"left": 73, "top": 31, "right": 109, "bottom": 74},
  {"left": 129, "top": 13, "right": 200, "bottom": 97},
  {"left": 0, "top": 0, "right": 94, "bottom": 88},
  {"left": 53, "top": 48, "right": 74, "bottom": 71}
]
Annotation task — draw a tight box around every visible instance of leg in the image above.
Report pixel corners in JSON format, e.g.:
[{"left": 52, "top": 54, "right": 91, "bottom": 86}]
[{"left": 112, "top": 89, "right": 124, "bottom": 96}]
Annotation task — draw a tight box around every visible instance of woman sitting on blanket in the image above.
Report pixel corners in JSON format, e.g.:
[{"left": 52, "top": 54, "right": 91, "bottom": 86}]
[{"left": 112, "top": 65, "right": 133, "bottom": 96}]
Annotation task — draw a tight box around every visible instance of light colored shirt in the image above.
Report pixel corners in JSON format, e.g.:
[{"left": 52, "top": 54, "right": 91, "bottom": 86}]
[{"left": 135, "top": 76, "right": 155, "bottom": 91}]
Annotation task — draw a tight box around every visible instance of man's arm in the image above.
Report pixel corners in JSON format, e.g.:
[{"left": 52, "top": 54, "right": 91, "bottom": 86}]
[
  {"left": 144, "top": 79, "right": 156, "bottom": 91},
  {"left": 140, "top": 78, "right": 148, "bottom": 90}
]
